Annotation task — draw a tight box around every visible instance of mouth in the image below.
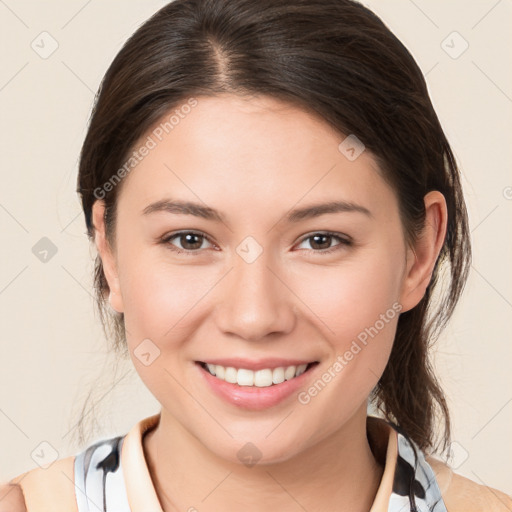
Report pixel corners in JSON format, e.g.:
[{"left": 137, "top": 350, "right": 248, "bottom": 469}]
[{"left": 195, "top": 361, "right": 320, "bottom": 387}]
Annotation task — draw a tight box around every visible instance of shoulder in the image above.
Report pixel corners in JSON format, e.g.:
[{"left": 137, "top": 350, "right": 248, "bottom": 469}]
[
  {"left": 0, "top": 482, "right": 27, "bottom": 512},
  {"left": 2, "top": 455, "right": 77, "bottom": 512},
  {"left": 426, "top": 456, "right": 512, "bottom": 512}
]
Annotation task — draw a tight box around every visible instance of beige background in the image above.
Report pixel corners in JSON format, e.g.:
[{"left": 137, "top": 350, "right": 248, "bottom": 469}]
[{"left": 1, "top": 0, "right": 511, "bottom": 495}]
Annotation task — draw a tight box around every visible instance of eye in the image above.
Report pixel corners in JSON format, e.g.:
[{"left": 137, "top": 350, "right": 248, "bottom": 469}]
[
  {"left": 295, "top": 232, "right": 352, "bottom": 255},
  {"left": 161, "top": 231, "right": 215, "bottom": 255},
  {"left": 160, "top": 230, "right": 352, "bottom": 256}
]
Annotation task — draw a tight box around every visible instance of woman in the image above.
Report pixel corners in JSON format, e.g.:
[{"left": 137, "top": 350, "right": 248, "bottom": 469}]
[{"left": 2, "top": 0, "right": 511, "bottom": 510}]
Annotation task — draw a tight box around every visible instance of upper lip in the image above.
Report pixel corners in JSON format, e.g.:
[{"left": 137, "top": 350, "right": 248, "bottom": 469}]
[{"left": 197, "top": 358, "right": 317, "bottom": 371}]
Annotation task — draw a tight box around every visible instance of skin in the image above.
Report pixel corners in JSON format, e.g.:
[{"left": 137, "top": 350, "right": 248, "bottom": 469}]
[{"left": 92, "top": 93, "right": 447, "bottom": 512}]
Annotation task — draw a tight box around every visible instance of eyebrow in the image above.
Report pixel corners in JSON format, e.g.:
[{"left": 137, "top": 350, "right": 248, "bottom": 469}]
[{"left": 142, "top": 198, "right": 373, "bottom": 223}]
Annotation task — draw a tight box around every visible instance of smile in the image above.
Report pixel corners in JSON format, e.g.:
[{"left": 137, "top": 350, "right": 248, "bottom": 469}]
[
  {"left": 197, "top": 361, "right": 318, "bottom": 387},
  {"left": 195, "top": 359, "right": 320, "bottom": 410}
]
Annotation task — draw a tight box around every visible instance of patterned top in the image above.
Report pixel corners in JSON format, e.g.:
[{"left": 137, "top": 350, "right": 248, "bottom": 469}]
[{"left": 72, "top": 412, "right": 448, "bottom": 512}]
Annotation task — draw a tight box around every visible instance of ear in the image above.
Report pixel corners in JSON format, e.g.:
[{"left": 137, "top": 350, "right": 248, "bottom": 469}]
[
  {"left": 399, "top": 190, "right": 448, "bottom": 313},
  {"left": 92, "top": 200, "right": 124, "bottom": 313}
]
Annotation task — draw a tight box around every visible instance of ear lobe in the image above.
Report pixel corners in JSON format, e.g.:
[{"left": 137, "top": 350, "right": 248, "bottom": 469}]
[
  {"left": 399, "top": 191, "right": 448, "bottom": 313},
  {"left": 91, "top": 200, "right": 124, "bottom": 313}
]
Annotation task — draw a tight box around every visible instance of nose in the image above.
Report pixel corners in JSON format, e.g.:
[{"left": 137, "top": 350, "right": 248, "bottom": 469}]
[{"left": 214, "top": 248, "right": 297, "bottom": 342}]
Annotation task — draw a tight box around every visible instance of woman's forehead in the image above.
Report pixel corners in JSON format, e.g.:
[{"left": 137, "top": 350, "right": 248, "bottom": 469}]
[{"left": 117, "top": 94, "right": 393, "bottom": 214}]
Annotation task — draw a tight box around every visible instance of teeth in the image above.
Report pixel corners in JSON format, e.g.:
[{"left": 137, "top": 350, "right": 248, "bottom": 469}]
[
  {"left": 272, "top": 367, "right": 285, "bottom": 384},
  {"left": 284, "top": 365, "right": 296, "bottom": 380},
  {"left": 254, "top": 369, "right": 273, "bottom": 387},
  {"left": 203, "top": 363, "right": 309, "bottom": 387},
  {"left": 237, "top": 368, "right": 254, "bottom": 386},
  {"left": 214, "top": 365, "right": 225, "bottom": 380},
  {"left": 295, "top": 364, "right": 308, "bottom": 377},
  {"left": 225, "top": 366, "right": 237, "bottom": 384}
]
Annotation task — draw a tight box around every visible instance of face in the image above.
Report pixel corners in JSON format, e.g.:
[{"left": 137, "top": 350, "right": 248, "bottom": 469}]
[{"left": 94, "top": 93, "right": 440, "bottom": 465}]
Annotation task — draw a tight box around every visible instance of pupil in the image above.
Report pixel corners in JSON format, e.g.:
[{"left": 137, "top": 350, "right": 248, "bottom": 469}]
[
  {"left": 183, "top": 233, "right": 201, "bottom": 249},
  {"left": 312, "top": 234, "right": 330, "bottom": 250}
]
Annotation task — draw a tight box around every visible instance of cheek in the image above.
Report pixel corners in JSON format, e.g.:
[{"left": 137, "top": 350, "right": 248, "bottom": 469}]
[
  {"left": 119, "top": 247, "right": 216, "bottom": 339},
  {"left": 289, "top": 246, "right": 403, "bottom": 345},
  {"left": 287, "top": 246, "right": 402, "bottom": 401},
  {"left": 294, "top": 261, "right": 400, "bottom": 426}
]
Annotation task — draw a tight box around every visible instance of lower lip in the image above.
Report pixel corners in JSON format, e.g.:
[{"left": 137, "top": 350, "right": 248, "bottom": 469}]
[{"left": 195, "top": 362, "right": 318, "bottom": 410}]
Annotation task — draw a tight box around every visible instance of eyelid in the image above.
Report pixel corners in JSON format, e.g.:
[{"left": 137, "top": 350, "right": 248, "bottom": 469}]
[
  {"left": 161, "top": 229, "right": 353, "bottom": 256},
  {"left": 160, "top": 230, "right": 216, "bottom": 254},
  {"left": 296, "top": 231, "right": 352, "bottom": 246},
  {"left": 294, "top": 231, "right": 353, "bottom": 254}
]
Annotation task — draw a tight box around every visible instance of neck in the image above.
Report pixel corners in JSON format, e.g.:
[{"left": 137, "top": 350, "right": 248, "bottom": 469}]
[{"left": 143, "top": 404, "right": 384, "bottom": 512}]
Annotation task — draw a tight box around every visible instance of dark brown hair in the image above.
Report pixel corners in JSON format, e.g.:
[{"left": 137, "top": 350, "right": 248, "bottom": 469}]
[{"left": 76, "top": 0, "right": 471, "bottom": 454}]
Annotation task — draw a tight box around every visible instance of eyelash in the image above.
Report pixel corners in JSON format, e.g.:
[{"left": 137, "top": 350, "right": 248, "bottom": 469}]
[{"left": 160, "top": 230, "right": 353, "bottom": 256}]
